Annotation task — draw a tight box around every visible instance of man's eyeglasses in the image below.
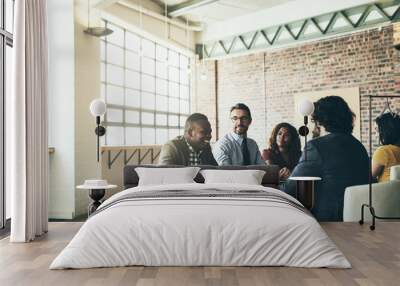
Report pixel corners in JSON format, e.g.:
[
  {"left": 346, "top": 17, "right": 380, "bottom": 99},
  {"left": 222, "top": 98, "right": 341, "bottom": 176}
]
[{"left": 231, "top": 116, "right": 251, "bottom": 123}]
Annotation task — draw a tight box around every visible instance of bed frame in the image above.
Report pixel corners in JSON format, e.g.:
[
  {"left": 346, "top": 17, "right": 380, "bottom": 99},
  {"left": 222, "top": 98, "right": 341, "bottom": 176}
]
[{"left": 123, "top": 164, "right": 280, "bottom": 189}]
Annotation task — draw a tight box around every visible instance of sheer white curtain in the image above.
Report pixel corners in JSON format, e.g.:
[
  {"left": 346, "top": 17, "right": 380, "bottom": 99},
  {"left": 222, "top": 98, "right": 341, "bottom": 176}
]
[{"left": 10, "top": 0, "right": 49, "bottom": 242}]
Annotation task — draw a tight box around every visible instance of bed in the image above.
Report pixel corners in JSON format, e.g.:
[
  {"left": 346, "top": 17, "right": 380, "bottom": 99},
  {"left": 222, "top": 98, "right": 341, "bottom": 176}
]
[{"left": 50, "top": 165, "right": 350, "bottom": 269}]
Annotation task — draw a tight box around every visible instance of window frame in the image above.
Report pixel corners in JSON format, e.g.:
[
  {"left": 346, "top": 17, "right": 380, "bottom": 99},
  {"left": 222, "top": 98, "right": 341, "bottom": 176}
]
[
  {"left": 101, "top": 20, "right": 191, "bottom": 146},
  {"left": 0, "top": 0, "right": 14, "bottom": 230}
]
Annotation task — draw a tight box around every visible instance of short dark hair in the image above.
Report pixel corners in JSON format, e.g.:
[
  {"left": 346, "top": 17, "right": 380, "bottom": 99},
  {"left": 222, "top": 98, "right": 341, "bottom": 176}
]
[
  {"left": 230, "top": 103, "right": 252, "bottom": 119},
  {"left": 184, "top": 113, "right": 209, "bottom": 134},
  {"left": 375, "top": 113, "right": 400, "bottom": 145},
  {"left": 311, "top": 96, "right": 355, "bottom": 134}
]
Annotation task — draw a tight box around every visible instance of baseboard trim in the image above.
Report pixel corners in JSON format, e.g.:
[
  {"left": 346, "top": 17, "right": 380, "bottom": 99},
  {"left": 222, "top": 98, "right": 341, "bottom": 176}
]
[{"left": 49, "top": 211, "right": 75, "bottom": 220}]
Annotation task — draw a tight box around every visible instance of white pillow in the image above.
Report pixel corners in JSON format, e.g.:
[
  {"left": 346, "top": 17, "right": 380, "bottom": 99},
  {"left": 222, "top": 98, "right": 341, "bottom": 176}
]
[
  {"left": 200, "top": 169, "right": 265, "bottom": 185},
  {"left": 135, "top": 167, "right": 200, "bottom": 186}
]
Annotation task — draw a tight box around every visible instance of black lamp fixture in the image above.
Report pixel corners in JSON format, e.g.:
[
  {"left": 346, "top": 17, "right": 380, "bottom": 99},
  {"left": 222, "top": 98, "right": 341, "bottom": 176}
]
[
  {"left": 90, "top": 99, "right": 107, "bottom": 162},
  {"left": 297, "top": 99, "right": 315, "bottom": 161}
]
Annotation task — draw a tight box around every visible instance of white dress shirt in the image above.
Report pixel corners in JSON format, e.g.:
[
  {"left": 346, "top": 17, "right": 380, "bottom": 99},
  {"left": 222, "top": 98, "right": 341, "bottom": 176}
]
[{"left": 212, "top": 132, "right": 265, "bottom": 166}]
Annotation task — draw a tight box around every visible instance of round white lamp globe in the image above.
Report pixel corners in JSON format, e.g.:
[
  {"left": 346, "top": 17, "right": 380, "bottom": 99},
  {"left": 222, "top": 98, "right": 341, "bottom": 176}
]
[
  {"left": 90, "top": 99, "right": 106, "bottom": 117},
  {"left": 298, "top": 99, "right": 315, "bottom": 116}
]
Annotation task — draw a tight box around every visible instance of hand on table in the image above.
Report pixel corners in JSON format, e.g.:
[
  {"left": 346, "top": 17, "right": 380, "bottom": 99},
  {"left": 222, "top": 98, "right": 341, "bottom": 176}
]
[{"left": 279, "top": 167, "right": 291, "bottom": 180}]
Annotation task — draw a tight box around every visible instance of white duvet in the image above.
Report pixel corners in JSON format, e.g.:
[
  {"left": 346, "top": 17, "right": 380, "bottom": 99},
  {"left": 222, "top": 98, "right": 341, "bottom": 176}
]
[{"left": 50, "top": 183, "right": 351, "bottom": 269}]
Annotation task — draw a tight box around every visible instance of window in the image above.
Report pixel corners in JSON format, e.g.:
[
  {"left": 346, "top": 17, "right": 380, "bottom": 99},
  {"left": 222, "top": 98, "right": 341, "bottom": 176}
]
[
  {"left": 101, "top": 21, "right": 191, "bottom": 146},
  {"left": 1, "top": 0, "right": 14, "bottom": 230}
]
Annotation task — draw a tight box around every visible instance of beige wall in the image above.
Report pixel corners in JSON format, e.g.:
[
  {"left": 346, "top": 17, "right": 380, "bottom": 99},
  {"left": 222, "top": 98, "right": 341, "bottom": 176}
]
[{"left": 74, "top": 0, "right": 103, "bottom": 216}]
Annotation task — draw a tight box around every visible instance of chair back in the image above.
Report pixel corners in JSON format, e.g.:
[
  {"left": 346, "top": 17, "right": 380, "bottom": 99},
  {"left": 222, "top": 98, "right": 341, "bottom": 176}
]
[{"left": 390, "top": 165, "right": 400, "bottom": 181}]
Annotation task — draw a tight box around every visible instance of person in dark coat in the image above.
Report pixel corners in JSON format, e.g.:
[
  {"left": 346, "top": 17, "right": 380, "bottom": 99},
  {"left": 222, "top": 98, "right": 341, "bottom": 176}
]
[
  {"left": 285, "top": 96, "right": 369, "bottom": 221},
  {"left": 158, "top": 113, "right": 217, "bottom": 166}
]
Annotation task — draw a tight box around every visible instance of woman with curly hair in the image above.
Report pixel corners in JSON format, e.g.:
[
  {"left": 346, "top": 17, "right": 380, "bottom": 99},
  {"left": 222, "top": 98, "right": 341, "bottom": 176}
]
[
  {"left": 262, "top": 123, "right": 301, "bottom": 180},
  {"left": 285, "top": 96, "right": 369, "bottom": 221},
  {"left": 372, "top": 112, "right": 400, "bottom": 182}
]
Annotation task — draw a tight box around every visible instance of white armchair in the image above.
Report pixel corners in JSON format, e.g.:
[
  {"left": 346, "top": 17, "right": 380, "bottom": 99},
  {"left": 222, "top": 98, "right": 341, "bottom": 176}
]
[{"left": 343, "top": 165, "right": 400, "bottom": 222}]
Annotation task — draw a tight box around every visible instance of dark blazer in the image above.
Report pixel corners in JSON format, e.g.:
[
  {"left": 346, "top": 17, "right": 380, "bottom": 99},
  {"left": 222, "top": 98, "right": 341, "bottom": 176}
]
[
  {"left": 158, "top": 136, "right": 218, "bottom": 166},
  {"left": 285, "top": 133, "right": 369, "bottom": 221}
]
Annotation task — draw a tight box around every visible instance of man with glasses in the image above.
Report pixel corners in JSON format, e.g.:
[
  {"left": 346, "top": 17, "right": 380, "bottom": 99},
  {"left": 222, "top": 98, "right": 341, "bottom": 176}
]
[{"left": 213, "top": 103, "right": 265, "bottom": 166}]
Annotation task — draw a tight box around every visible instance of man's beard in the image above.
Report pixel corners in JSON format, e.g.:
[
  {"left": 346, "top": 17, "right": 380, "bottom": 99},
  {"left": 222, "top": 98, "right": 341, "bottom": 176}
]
[
  {"left": 235, "top": 125, "right": 247, "bottom": 135},
  {"left": 312, "top": 126, "right": 320, "bottom": 139},
  {"left": 193, "top": 139, "right": 209, "bottom": 150}
]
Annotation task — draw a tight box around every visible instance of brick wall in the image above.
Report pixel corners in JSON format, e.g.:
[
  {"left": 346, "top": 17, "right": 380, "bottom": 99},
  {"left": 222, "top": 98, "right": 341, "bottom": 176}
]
[
  {"left": 193, "top": 60, "right": 218, "bottom": 142},
  {"left": 195, "top": 24, "right": 400, "bottom": 153},
  {"left": 217, "top": 53, "right": 266, "bottom": 148}
]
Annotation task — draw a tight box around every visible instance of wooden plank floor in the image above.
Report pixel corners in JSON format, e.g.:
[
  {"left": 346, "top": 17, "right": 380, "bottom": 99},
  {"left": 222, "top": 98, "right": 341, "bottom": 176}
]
[{"left": 0, "top": 222, "right": 399, "bottom": 286}]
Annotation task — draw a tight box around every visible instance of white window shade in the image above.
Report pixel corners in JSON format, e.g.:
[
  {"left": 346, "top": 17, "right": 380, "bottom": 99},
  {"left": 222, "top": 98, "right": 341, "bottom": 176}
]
[
  {"left": 142, "top": 112, "right": 154, "bottom": 125},
  {"left": 141, "top": 74, "right": 155, "bottom": 93},
  {"left": 126, "top": 32, "right": 140, "bottom": 52},
  {"left": 156, "top": 114, "right": 168, "bottom": 126},
  {"left": 102, "top": 21, "right": 191, "bottom": 146},
  {"left": 107, "top": 65, "right": 124, "bottom": 86},
  {"left": 169, "top": 128, "right": 180, "bottom": 140},
  {"left": 107, "top": 44, "right": 124, "bottom": 66},
  {"left": 142, "top": 39, "right": 155, "bottom": 58},
  {"left": 126, "top": 51, "right": 140, "bottom": 71},
  {"left": 142, "top": 57, "right": 155, "bottom": 75},
  {"left": 169, "top": 115, "right": 179, "bottom": 127},
  {"left": 126, "top": 127, "right": 141, "bottom": 145},
  {"left": 106, "top": 85, "right": 124, "bottom": 105},
  {"left": 169, "top": 98, "right": 179, "bottom": 113},
  {"left": 156, "top": 45, "right": 167, "bottom": 62},
  {"left": 169, "top": 66, "right": 179, "bottom": 82},
  {"left": 156, "top": 78, "right": 168, "bottom": 95},
  {"left": 107, "top": 108, "right": 123, "bottom": 123},
  {"left": 125, "top": 70, "right": 140, "bottom": 89},
  {"left": 156, "top": 128, "right": 168, "bottom": 144},
  {"left": 180, "top": 85, "right": 189, "bottom": 99},
  {"left": 142, "top": 92, "right": 155, "bottom": 110},
  {"left": 126, "top": 111, "right": 140, "bottom": 124},
  {"left": 142, "top": 128, "right": 155, "bottom": 144},
  {"left": 168, "top": 50, "right": 179, "bottom": 67},
  {"left": 106, "top": 24, "right": 124, "bottom": 46},
  {"left": 169, "top": 82, "right": 179, "bottom": 98},
  {"left": 107, "top": 126, "right": 124, "bottom": 146},
  {"left": 156, "top": 96, "right": 168, "bottom": 112},
  {"left": 125, "top": 89, "right": 140, "bottom": 108},
  {"left": 156, "top": 61, "right": 168, "bottom": 79}
]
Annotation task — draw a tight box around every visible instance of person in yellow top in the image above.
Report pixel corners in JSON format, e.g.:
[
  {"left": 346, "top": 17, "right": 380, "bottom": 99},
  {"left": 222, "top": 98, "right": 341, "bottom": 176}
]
[{"left": 372, "top": 112, "right": 400, "bottom": 182}]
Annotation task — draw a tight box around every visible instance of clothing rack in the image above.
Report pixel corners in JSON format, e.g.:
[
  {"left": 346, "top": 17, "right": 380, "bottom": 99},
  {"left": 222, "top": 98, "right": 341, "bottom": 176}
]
[{"left": 360, "top": 95, "right": 400, "bottom": 230}]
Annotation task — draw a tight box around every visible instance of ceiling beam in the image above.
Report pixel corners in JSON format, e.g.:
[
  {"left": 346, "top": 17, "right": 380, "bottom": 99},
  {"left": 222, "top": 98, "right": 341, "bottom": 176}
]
[
  {"left": 168, "top": 0, "right": 219, "bottom": 18},
  {"left": 117, "top": 0, "right": 203, "bottom": 31},
  {"left": 93, "top": 0, "right": 119, "bottom": 10},
  {"left": 201, "top": 0, "right": 377, "bottom": 42}
]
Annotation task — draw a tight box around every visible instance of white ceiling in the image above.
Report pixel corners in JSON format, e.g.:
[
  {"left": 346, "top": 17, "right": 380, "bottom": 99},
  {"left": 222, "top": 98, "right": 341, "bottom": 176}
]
[
  {"left": 198, "top": 0, "right": 378, "bottom": 41},
  {"left": 161, "top": 0, "right": 295, "bottom": 23}
]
